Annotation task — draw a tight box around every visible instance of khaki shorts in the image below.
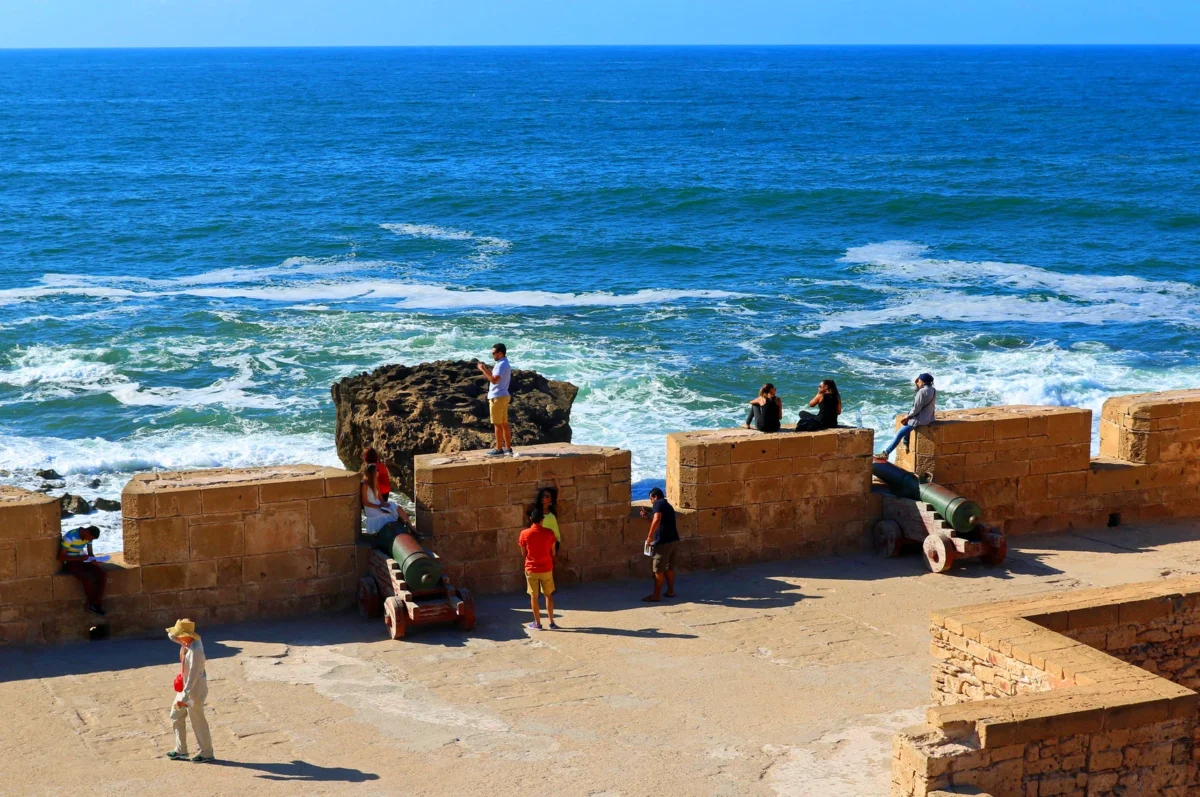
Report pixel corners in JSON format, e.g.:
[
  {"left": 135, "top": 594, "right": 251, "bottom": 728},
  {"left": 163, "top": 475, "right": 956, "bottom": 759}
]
[
  {"left": 526, "top": 570, "right": 555, "bottom": 596},
  {"left": 651, "top": 542, "right": 678, "bottom": 574},
  {"left": 489, "top": 396, "right": 511, "bottom": 426}
]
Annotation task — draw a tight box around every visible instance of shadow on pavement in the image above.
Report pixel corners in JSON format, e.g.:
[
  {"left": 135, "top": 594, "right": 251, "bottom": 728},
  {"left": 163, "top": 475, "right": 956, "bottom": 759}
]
[{"left": 206, "top": 759, "right": 379, "bottom": 783}]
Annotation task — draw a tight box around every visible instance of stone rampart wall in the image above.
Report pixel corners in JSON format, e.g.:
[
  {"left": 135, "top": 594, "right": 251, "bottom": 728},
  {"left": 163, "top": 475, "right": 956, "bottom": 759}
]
[
  {"left": 894, "top": 389, "right": 1200, "bottom": 535},
  {"left": 892, "top": 579, "right": 1200, "bottom": 797},
  {"left": 0, "top": 466, "right": 362, "bottom": 645}
]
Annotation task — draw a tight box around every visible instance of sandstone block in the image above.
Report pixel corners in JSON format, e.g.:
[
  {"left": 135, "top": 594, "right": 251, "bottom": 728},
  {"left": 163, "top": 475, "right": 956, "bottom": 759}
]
[
  {"left": 315, "top": 546, "right": 356, "bottom": 578},
  {"left": 242, "top": 550, "right": 316, "bottom": 583},
  {"left": 201, "top": 484, "right": 259, "bottom": 515},
  {"left": 125, "top": 516, "right": 189, "bottom": 566},
  {"left": 154, "top": 490, "right": 203, "bottom": 518},
  {"left": 14, "top": 536, "right": 59, "bottom": 577},
  {"left": 324, "top": 471, "right": 361, "bottom": 497},
  {"left": 308, "top": 494, "right": 360, "bottom": 548},
  {"left": 244, "top": 500, "right": 308, "bottom": 555},
  {"left": 188, "top": 520, "right": 245, "bottom": 560},
  {"left": 260, "top": 477, "right": 325, "bottom": 503},
  {"left": 0, "top": 576, "right": 53, "bottom": 605}
]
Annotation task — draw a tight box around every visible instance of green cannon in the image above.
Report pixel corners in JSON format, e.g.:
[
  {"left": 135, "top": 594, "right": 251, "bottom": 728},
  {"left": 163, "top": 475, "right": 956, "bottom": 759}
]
[
  {"left": 371, "top": 523, "right": 443, "bottom": 591},
  {"left": 871, "top": 461, "right": 981, "bottom": 534}
]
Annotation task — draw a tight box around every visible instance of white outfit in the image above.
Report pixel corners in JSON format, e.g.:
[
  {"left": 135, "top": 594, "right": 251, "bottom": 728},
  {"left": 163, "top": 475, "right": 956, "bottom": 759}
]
[
  {"left": 170, "top": 638, "right": 213, "bottom": 758},
  {"left": 363, "top": 484, "right": 399, "bottom": 533}
]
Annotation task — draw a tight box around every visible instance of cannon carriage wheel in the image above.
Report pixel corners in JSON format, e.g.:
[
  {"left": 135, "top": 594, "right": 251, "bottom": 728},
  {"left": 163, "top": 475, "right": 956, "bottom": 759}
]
[
  {"left": 357, "top": 575, "right": 382, "bottom": 619},
  {"left": 981, "top": 535, "right": 1008, "bottom": 567},
  {"left": 872, "top": 520, "right": 903, "bottom": 558},
  {"left": 383, "top": 596, "right": 407, "bottom": 640},
  {"left": 922, "top": 534, "right": 955, "bottom": 574},
  {"left": 456, "top": 588, "right": 477, "bottom": 632}
]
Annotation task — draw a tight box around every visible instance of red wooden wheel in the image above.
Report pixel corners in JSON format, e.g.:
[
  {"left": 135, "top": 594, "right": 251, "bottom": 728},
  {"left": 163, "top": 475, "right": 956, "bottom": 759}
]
[
  {"left": 981, "top": 535, "right": 1007, "bottom": 567},
  {"left": 357, "top": 575, "right": 382, "bottom": 619},
  {"left": 456, "top": 589, "right": 476, "bottom": 632},
  {"left": 383, "top": 596, "right": 406, "bottom": 640},
  {"left": 922, "top": 534, "right": 955, "bottom": 574}
]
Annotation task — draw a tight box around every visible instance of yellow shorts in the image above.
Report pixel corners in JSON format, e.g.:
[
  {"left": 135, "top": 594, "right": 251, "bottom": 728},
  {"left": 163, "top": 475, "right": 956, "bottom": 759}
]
[
  {"left": 525, "top": 571, "right": 554, "bottom": 596},
  {"left": 489, "top": 396, "right": 510, "bottom": 426}
]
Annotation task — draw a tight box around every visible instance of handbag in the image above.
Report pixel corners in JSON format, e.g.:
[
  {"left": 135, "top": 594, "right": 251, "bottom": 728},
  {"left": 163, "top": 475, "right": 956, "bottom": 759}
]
[{"left": 173, "top": 669, "right": 184, "bottom": 693}]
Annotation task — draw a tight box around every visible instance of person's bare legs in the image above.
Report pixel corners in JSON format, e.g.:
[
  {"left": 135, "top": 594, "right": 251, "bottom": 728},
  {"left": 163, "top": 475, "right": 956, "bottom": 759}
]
[
  {"left": 493, "top": 424, "right": 504, "bottom": 451},
  {"left": 529, "top": 590, "right": 541, "bottom": 626},
  {"left": 499, "top": 423, "right": 512, "bottom": 450},
  {"left": 545, "top": 594, "right": 555, "bottom": 626},
  {"left": 644, "top": 572, "right": 664, "bottom": 601},
  {"left": 664, "top": 570, "right": 676, "bottom": 598}
]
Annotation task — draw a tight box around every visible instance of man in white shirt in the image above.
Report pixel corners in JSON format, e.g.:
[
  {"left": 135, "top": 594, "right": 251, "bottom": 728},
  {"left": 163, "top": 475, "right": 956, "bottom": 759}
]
[{"left": 477, "top": 343, "right": 514, "bottom": 456}]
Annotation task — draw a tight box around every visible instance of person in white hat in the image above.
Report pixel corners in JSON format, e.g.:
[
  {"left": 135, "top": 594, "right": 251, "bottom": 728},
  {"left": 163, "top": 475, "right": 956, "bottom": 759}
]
[{"left": 165, "top": 618, "right": 214, "bottom": 762}]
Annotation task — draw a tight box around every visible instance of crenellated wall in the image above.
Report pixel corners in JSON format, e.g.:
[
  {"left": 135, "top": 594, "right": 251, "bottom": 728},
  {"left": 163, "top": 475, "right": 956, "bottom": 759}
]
[
  {"left": 894, "top": 389, "right": 1200, "bottom": 535},
  {"left": 0, "top": 466, "right": 363, "bottom": 645}
]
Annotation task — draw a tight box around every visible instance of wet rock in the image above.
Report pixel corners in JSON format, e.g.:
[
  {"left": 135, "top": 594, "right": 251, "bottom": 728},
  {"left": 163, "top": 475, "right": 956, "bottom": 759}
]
[
  {"left": 60, "top": 493, "right": 94, "bottom": 517},
  {"left": 332, "top": 359, "right": 578, "bottom": 499},
  {"left": 37, "top": 469, "right": 63, "bottom": 480},
  {"left": 88, "top": 478, "right": 102, "bottom": 489},
  {"left": 0, "top": 469, "right": 11, "bottom": 477},
  {"left": 93, "top": 497, "right": 122, "bottom": 512}
]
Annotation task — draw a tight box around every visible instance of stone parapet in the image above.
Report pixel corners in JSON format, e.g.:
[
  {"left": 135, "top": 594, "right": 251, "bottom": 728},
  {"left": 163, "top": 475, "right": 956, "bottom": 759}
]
[
  {"left": 1, "top": 466, "right": 362, "bottom": 645},
  {"left": 666, "top": 427, "right": 878, "bottom": 559},
  {"left": 414, "top": 444, "right": 634, "bottom": 593},
  {"left": 892, "top": 397, "right": 1200, "bottom": 535},
  {"left": 892, "top": 578, "right": 1200, "bottom": 797}
]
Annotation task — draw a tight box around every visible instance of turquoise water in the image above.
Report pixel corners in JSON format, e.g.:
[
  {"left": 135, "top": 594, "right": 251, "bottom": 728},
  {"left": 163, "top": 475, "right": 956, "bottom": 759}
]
[{"left": 1, "top": 47, "right": 1198, "bottom": 552}]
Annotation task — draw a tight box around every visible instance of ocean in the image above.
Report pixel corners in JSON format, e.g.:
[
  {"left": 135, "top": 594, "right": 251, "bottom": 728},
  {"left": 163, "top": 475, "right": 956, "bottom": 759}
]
[{"left": 1, "top": 46, "right": 1198, "bottom": 553}]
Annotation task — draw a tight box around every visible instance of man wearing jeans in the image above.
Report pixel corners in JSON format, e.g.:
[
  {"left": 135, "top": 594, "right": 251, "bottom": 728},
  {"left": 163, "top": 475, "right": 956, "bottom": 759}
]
[
  {"left": 477, "top": 342, "right": 513, "bottom": 456},
  {"left": 876, "top": 373, "right": 937, "bottom": 461}
]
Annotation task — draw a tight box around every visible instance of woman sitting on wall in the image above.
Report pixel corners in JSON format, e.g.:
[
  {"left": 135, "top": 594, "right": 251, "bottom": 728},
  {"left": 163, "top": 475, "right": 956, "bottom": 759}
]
[
  {"left": 745, "top": 383, "right": 783, "bottom": 433},
  {"left": 795, "top": 379, "right": 841, "bottom": 432},
  {"left": 361, "top": 463, "right": 405, "bottom": 534},
  {"left": 363, "top": 447, "right": 390, "bottom": 503},
  {"left": 534, "top": 472, "right": 562, "bottom": 554}
]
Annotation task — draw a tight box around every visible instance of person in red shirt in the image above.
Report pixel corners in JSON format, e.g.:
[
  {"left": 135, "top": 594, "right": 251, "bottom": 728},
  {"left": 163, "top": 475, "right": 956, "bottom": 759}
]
[
  {"left": 518, "top": 508, "right": 558, "bottom": 630},
  {"left": 363, "top": 447, "right": 390, "bottom": 502}
]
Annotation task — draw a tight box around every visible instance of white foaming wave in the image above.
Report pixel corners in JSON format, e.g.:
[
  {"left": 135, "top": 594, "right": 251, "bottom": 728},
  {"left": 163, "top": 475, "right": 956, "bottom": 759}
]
[
  {"left": 841, "top": 240, "right": 1198, "bottom": 299},
  {"left": 381, "top": 223, "right": 512, "bottom": 251},
  {"left": 107, "top": 355, "right": 302, "bottom": 410}
]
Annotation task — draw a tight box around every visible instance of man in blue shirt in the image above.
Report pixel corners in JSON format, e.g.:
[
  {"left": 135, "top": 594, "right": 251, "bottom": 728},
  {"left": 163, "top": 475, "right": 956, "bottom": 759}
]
[{"left": 477, "top": 342, "right": 514, "bottom": 456}]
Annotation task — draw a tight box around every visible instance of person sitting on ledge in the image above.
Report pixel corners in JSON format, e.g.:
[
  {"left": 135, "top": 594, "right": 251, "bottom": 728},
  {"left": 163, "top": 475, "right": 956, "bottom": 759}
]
[
  {"left": 875, "top": 372, "right": 937, "bottom": 461},
  {"left": 795, "top": 379, "right": 841, "bottom": 432},
  {"left": 745, "top": 383, "right": 782, "bottom": 432},
  {"left": 363, "top": 447, "right": 390, "bottom": 503},
  {"left": 535, "top": 472, "right": 561, "bottom": 554},
  {"left": 361, "top": 463, "right": 407, "bottom": 534},
  {"left": 59, "top": 524, "right": 105, "bottom": 616}
]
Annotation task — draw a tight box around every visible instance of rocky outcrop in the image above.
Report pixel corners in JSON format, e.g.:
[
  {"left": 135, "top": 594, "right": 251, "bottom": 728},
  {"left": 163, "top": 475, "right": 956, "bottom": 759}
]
[
  {"left": 60, "top": 493, "right": 93, "bottom": 517},
  {"left": 331, "top": 360, "right": 578, "bottom": 499}
]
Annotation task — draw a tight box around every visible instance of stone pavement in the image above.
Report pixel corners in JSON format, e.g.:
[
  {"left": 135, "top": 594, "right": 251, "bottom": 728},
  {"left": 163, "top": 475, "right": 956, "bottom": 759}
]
[{"left": 4, "top": 520, "right": 1200, "bottom": 797}]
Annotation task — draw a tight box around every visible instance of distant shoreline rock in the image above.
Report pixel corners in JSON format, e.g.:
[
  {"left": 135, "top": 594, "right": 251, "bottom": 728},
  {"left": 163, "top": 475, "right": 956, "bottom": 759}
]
[{"left": 331, "top": 359, "right": 578, "bottom": 499}]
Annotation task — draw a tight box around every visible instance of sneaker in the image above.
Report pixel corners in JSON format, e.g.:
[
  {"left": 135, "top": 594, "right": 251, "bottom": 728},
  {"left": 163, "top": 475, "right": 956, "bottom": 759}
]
[
  {"left": 873, "top": 453, "right": 889, "bottom": 461},
  {"left": 190, "top": 754, "right": 214, "bottom": 763},
  {"left": 88, "top": 604, "right": 106, "bottom": 617},
  {"left": 485, "top": 448, "right": 505, "bottom": 457},
  {"left": 526, "top": 622, "right": 542, "bottom": 630},
  {"left": 548, "top": 622, "right": 560, "bottom": 630},
  {"left": 166, "top": 751, "right": 188, "bottom": 760},
  {"left": 505, "top": 448, "right": 517, "bottom": 457}
]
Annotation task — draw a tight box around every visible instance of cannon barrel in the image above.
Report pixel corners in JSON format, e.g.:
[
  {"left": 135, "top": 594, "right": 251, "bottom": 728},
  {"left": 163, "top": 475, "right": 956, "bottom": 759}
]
[
  {"left": 372, "top": 523, "right": 443, "bottom": 590},
  {"left": 918, "top": 483, "right": 983, "bottom": 534},
  {"left": 871, "top": 461, "right": 921, "bottom": 500}
]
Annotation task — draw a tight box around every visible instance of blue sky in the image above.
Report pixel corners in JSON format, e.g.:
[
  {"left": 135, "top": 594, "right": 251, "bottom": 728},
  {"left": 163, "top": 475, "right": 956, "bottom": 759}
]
[{"left": 2, "top": 0, "right": 1198, "bottom": 48}]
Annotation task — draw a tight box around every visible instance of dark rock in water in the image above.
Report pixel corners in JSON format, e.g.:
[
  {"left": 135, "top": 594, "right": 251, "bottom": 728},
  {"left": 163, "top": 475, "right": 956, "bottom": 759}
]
[
  {"left": 37, "top": 468, "right": 63, "bottom": 480},
  {"left": 332, "top": 359, "right": 578, "bottom": 499},
  {"left": 93, "top": 497, "right": 122, "bottom": 512},
  {"left": 0, "top": 469, "right": 11, "bottom": 477},
  {"left": 88, "top": 478, "right": 102, "bottom": 489},
  {"left": 60, "top": 493, "right": 94, "bottom": 517}
]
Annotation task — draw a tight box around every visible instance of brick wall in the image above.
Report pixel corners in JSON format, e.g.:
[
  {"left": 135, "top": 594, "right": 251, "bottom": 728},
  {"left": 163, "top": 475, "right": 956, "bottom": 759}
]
[
  {"left": 893, "top": 390, "right": 1200, "bottom": 535},
  {"left": 666, "top": 427, "right": 878, "bottom": 561},
  {"left": 1, "top": 466, "right": 362, "bottom": 645},
  {"left": 892, "top": 579, "right": 1200, "bottom": 797},
  {"left": 414, "top": 444, "right": 639, "bottom": 593}
]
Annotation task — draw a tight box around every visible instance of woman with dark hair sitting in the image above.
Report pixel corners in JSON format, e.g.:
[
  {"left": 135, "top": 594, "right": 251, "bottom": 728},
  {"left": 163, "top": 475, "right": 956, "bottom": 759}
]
[
  {"left": 534, "top": 472, "right": 561, "bottom": 553},
  {"left": 745, "top": 383, "right": 783, "bottom": 433},
  {"left": 795, "top": 379, "right": 841, "bottom": 432}
]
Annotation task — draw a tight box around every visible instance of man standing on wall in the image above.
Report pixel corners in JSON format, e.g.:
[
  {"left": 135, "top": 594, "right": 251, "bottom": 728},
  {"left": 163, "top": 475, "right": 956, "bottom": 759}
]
[
  {"left": 478, "top": 342, "right": 514, "bottom": 457},
  {"left": 876, "top": 373, "right": 938, "bottom": 461},
  {"left": 59, "top": 524, "right": 106, "bottom": 616},
  {"left": 641, "top": 487, "right": 679, "bottom": 602}
]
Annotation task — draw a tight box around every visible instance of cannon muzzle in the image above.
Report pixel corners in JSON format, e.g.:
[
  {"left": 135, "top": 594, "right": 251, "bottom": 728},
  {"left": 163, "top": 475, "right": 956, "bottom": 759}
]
[
  {"left": 918, "top": 483, "right": 983, "bottom": 535},
  {"left": 372, "top": 523, "right": 443, "bottom": 590}
]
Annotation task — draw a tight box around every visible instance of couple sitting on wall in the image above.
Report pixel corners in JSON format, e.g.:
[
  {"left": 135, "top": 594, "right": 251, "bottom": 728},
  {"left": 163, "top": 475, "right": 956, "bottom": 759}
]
[
  {"left": 360, "top": 447, "right": 410, "bottom": 533},
  {"left": 745, "top": 380, "right": 841, "bottom": 433}
]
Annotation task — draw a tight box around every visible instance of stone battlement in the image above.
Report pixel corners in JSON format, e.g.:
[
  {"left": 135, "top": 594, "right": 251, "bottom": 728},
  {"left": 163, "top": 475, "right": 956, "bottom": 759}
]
[
  {"left": 892, "top": 577, "right": 1200, "bottom": 797},
  {"left": 1, "top": 465, "right": 362, "bottom": 645}
]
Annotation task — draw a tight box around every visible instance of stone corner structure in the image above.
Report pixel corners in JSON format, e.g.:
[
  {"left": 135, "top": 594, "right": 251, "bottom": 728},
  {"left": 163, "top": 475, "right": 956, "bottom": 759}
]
[{"left": 892, "top": 577, "right": 1200, "bottom": 797}]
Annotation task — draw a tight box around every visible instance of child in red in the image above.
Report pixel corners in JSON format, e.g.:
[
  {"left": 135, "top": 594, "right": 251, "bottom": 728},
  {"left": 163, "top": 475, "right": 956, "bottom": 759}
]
[{"left": 518, "top": 508, "right": 558, "bottom": 630}]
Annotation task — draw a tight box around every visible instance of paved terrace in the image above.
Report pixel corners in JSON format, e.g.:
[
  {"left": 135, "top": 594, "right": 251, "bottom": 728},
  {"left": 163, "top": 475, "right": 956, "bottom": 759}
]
[{"left": 5, "top": 520, "right": 1200, "bottom": 797}]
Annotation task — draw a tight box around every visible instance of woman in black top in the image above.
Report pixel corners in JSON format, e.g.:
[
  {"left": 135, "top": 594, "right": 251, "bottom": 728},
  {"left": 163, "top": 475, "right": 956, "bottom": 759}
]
[
  {"left": 745, "top": 383, "right": 783, "bottom": 433},
  {"left": 796, "top": 379, "right": 841, "bottom": 432}
]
